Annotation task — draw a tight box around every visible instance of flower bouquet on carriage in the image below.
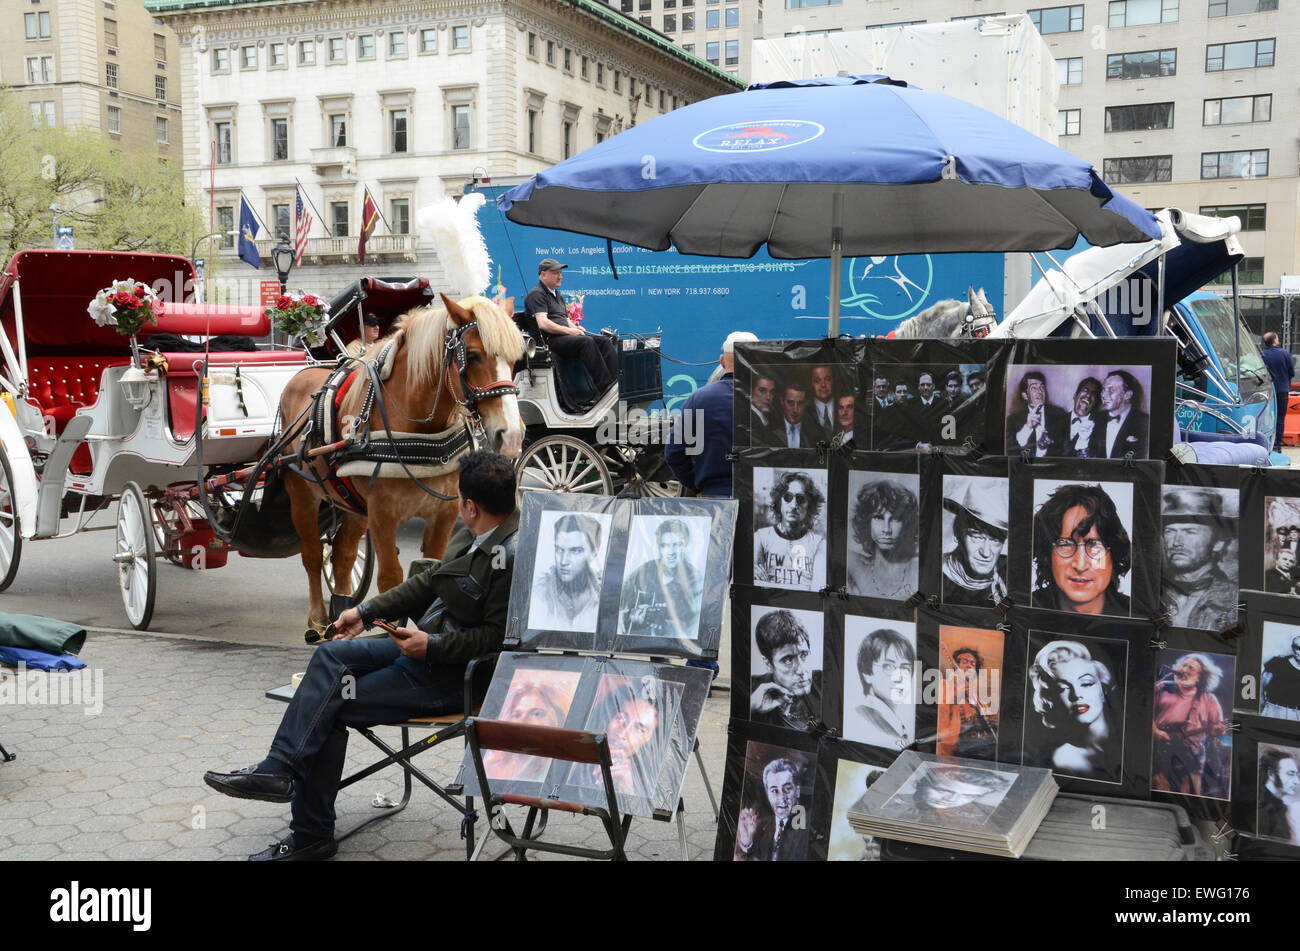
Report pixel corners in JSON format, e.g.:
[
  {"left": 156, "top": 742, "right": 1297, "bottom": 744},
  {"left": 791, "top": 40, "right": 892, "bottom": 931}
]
[
  {"left": 265, "top": 293, "right": 328, "bottom": 346},
  {"left": 87, "top": 278, "right": 165, "bottom": 337}
]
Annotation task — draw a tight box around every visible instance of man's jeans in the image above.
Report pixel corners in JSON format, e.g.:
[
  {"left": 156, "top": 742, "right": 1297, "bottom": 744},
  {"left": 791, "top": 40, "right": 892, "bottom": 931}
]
[{"left": 267, "top": 638, "right": 464, "bottom": 841}]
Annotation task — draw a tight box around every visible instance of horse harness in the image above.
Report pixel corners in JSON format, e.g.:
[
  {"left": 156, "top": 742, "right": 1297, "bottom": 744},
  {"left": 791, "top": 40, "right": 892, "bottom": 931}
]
[{"left": 290, "top": 322, "right": 519, "bottom": 515}]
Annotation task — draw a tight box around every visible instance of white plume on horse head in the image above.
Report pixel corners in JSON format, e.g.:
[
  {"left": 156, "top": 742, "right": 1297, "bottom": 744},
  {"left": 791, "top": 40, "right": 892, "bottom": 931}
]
[{"left": 416, "top": 191, "right": 491, "bottom": 298}]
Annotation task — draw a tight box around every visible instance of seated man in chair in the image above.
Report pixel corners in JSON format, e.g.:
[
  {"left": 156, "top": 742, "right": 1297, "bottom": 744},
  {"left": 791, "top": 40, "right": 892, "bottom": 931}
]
[
  {"left": 203, "top": 450, "right": 520, "bottom": 861},
  {"left": 524, "top": 257, "right": 619, "bottom": 402}
]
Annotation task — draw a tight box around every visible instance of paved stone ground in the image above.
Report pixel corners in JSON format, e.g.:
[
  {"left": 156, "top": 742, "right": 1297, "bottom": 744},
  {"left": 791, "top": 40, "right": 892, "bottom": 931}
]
[{"left": 0, "top": 632, "right": 728, "bottom": 861}]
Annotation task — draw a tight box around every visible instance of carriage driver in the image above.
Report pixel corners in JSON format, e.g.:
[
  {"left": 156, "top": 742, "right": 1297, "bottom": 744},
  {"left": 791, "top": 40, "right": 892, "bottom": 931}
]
[
  {"left": 524, "top": 258, "right": 620, "bottom": 397},
  {"left": 204, "top": 450, "right": 519, "bottom": 861}
]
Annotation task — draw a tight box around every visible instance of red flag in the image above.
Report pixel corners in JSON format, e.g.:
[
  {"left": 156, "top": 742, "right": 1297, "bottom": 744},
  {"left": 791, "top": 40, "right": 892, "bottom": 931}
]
[{"left": 358, "top": 188, "right": 379, "bottom": 264}]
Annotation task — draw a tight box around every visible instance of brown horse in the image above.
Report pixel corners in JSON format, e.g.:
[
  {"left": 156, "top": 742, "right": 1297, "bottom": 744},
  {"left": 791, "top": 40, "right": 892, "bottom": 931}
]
[{"left": 278, "top": 293, "right": 524, "bottom": 638}]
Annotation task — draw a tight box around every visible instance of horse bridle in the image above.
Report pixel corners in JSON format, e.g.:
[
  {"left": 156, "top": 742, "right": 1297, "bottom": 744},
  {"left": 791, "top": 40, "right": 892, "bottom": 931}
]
[{"left": 443, "top": 319, "right": 520, "bottom": 442}]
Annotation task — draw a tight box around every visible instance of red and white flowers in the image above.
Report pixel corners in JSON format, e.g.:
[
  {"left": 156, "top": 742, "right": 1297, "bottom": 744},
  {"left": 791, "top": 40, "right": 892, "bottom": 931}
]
[
  {"left": 265, "top": 292, "right": 328, "bottom": 345},
  {"left": 87, "top": 278, "right": 164, "bottom": 337}
]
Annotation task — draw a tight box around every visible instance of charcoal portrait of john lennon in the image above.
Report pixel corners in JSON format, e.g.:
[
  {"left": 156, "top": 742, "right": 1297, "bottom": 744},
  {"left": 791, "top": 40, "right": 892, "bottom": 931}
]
[{"left": 753, "top": 467, "right": 828, "bottom": 593}]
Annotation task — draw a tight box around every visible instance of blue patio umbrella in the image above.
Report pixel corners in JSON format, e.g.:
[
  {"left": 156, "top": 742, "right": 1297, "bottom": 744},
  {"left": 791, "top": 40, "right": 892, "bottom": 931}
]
[{"left": 500, "top": 75, "right": 1161, "bottom": 334}]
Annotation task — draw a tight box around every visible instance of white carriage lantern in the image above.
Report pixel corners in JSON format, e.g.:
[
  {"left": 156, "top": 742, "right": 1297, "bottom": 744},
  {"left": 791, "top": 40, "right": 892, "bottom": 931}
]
[{"left": 118, "top": 364, "right": 156, "bottom": 410}]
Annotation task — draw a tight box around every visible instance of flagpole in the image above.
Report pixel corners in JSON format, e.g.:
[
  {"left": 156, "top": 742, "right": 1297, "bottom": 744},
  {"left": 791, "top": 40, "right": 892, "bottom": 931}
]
[
  {"left": 239, "top": 190, "right": 273, "bottom": 238},
  {"left": 293, "top": 177, "right": 328, "bottom": 235},
  {"left": 364, "top": 185, "right": 393, "bottom": 233}
]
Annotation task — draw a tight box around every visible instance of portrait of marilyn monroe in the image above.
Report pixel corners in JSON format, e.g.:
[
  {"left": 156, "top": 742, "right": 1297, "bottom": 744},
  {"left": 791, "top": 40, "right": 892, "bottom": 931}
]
[{"left": 1023, "top": 637, "right": 1126, "bottom": 784}]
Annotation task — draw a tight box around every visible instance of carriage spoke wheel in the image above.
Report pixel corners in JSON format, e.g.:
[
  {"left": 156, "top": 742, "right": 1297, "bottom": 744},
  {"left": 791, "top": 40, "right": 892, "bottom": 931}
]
[
  {"left": 0, "top": 449, "right": 23, "bottom": 592},
  {"left": 115, "top": 482, "right": 157, "bottom": 630},
  {"left": 516, "top": 434, "right": 614, "bottom": 495},
  {"left": 322, "top": 528, "right": 375, "bottom": 602}
]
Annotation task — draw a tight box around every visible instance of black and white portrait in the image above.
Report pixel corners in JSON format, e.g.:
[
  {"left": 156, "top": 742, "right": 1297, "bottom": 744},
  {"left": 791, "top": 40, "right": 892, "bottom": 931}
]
[
  {"left": 749, "top": 606, "right": 824, "bottom": 730},
  {"left": 753, "top": 467, "right": 828, "bottom": 592},
  {"left": 1161, "top": 487, "right": 1238, "bottom": 631},
  {"left": 829, "top": 760, "right": 885, "bottom": 861},
  {"left": 734, "top": 741, "right": 815, "bottom": 862},
  {"left": 1030, "top": 479, "right": 1134, "bottom": 617},
  {"left": 1263, "top": 496, "right": 1300, "bottom": 597},
  {"left": 748, "top": 362, "right": 854, "bottom": 448},
  {"left": 846, "top": 471, "right": 920, "bottom": 601},
  {"left": 879, "top": 762, "right": 1017, "bottom": 830},
  {"left": 1022, "top": 632, "right": 1128, "bottom": 784},
  {"left": 941, "top": 474, "right": 1009, "bottom": 607},
  {"left": 1256, "top": 744, "right": 1300, "bottom": 846},
  {"left": 527, "top": 510, "right": 613, "bottom": 633},
  {"left": 1005, "top": 363, "right": 1152, "bottom": 459},
  {"left": 843, "top": 615, "right": 918, "bottom": 751},
  {"left": 617, "top": 515, "right": 710, "bottom": 644},
  {"left": 1261, "top": 620, "right": 1300, "bottom": 722},
  {"left": 871, "top": 363, "right": 985, "bottom": 451}
]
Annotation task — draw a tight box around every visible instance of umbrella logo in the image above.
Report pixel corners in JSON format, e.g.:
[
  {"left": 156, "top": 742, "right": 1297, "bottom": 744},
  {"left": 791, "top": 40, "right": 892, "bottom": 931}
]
[
  {"left": 692, "top": 119, "right": 824, "bottom": 153},
  {"left": 841, "top": 255, "right": 935, "bottom": 321}
]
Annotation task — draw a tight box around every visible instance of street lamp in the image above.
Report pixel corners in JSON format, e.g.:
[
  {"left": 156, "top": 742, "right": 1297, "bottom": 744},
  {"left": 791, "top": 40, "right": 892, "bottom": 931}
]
[
  {"left": 51, "top": 197, "right": 105, "bottom": 248},
  {"left": 271, "top": 236, "right": 295, "bottom": 295}
]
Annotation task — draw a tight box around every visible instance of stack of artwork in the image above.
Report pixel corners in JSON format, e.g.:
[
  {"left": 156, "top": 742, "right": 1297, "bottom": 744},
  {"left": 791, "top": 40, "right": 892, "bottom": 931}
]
[{"left": 718, "top": 336, "right": 1300, "bottom": 861}]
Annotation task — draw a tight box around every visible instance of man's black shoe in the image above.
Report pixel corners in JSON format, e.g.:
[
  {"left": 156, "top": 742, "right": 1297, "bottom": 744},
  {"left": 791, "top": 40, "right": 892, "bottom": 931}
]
[
  {"left": 248, "top": 834, "right": 338, "bottom": 862},
  {"left": 204, "top": 765, "right": 294, "bottom": 804}
]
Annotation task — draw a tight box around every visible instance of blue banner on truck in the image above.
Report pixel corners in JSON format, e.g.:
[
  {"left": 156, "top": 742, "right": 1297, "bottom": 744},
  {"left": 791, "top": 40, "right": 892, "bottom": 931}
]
[{"left": 474, "top": 186, "right": 1004, "bottom": 410}]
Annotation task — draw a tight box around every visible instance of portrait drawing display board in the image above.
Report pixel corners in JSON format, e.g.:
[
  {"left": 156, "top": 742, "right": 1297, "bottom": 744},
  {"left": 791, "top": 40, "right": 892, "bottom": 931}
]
[
  {"left": 733, "top": 451, "right": 830, "bottom": 595},
  {"left": 460, "top": 654, "right": 712, "bottom": 821},
  {"left": 863, "top": 338, "right": 1003, "bottom": 453},
  {"left": 1150, "top": 645, "right": 1235, "bottom": 805},
  {"left": 1159, "top": 465, "right": 1242, "bottom": 634},
  {"left": 732, "top": 338, "right": 861, "bottom": 450},
  {"left": 1002, "top": 337, "right": 1176, "bottom": 460},
  {"left": 507, "top": 491, "right": 737, "bottom": 657},
  {"left": 713, "top": 723, "right": 821, "bottom": 862},
  {"left": 998, "top": 610, "right": 1156, "bottom": 798},
  {"left": 1230, "top": 714, "right": 1300, "bottom": 853},
  {"left": 1239, "top": 467, "right": 1300, "bottom": 597},
  {"left": 1008, "top": 458, "right": 1164, "bottom": 619},
  {"left": 1235, "top": 591, "right": 1300, "bottom": 724},
  {"left": 832, "top": 452, "right": 925, "bottom": 603},
  {"left": 925, "top": 454, "right": 1011, "bottom": 611}
]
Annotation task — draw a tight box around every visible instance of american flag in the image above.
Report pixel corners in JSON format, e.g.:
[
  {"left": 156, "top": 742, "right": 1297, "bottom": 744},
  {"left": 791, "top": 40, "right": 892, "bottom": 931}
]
[{"left": 293, "top": 187, "right": 312, "bottom": 265}]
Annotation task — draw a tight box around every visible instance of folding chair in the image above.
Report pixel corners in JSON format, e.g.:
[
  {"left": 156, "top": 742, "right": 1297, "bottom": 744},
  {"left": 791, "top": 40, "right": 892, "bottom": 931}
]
[
  {"left": 265, "top": 654, "right": 493, "bottom": 859},
  {"left": 0, "top": 741, "right": 14, "bottom": 763},
  {"left": 464, "top": 718, "right": 631, "bottom": 861}
]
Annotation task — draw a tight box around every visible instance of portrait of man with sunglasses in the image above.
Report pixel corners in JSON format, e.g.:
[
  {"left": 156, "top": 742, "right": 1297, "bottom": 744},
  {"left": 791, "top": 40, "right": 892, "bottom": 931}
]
[
  {"left": 753, "top": 469, "right": 827, "bottom": 592},
  {"left": 1031, "top": 482, "right": 1133, "bottom": 616}
]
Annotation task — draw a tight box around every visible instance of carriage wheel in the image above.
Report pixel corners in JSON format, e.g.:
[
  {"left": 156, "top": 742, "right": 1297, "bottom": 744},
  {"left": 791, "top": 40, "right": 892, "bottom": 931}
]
[
  {"left": 0, "top": 450, "right": 23, "bottom": 592},
  {"left": 322, "top": 528, "right": 375, "bottom": 602},
  {"left": 516, "top": 434, "right": 614, "bottom": 494},
  {"left": 115, "top": 482, "right": 157, "bottom": 630},
  {"left": 609, "top": 445, "right": 683, "bottom": 498}
]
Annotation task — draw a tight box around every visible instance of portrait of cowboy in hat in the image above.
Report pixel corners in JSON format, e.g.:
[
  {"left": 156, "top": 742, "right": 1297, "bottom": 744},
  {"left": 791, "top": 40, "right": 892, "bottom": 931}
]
[
  {"left": 1161, "top": 488, "right": 1237, "bottom": 631},
  {"left": 942, "top": 477, "right": 1009, "bottom": 607}
]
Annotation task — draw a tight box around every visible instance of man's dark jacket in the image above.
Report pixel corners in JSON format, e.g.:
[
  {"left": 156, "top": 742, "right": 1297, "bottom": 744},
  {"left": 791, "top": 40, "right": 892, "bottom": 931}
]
[{"left": 365, "top": 511, "right": 519, "bottom": 669}]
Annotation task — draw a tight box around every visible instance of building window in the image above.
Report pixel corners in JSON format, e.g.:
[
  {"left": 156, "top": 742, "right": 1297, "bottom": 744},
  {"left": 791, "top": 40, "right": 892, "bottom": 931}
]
[
  {"left": 1056, "top": 56, "right": 1083, "bottom": 84},
  {"left": 1108, "top": 0, "right": 1178, "bottom": 27},
  {"left": 1206, "top": 38, "right": 1274, "bottom": 70},
  {"left": 357, "top": 34, "right": 375, "bottom": 59},
  {"left": 420, "top": 29, "right": 437, "bottom": 53},
  {"left": 155, "top": 75, "right": 167, "bottom": 100},
  {"left": 707, "top": 9, "right": 720, "bottom": 27},
  {"left": 331, "top": 202, "right": 349, "bottom": 237},
  {"left": 25, "top": 12, "right": 51, "bottom": 38},
  {"left": 215, "top": 121, "right": 232, "bottom": 163},
  {"left": 389, "top": 31, "right": 406, "bottom": 57},
  {"left": 621, "top": 0, "right": 632, "bottom": 10},
  {"left": 104, "top": 18, "right": 117, "bottom": 47},
  {"left": 614, "top": 70, "right": 622, "bottom": 92},
  {"left": 329, "top": 114, "right": 347, "bottom": 147},
  {"left": 452, "top": 104, "right": 471, "bottom": 150},
  {"left": 527, "top": 109, "right": 538, "bottom": 152},
  {"left": 596, "top": 63, "right": 604, "bottom": 84},
  {"left": 563, "top": 121, "right": 573, "bottom": 159},
  {"left": 156, "top": 116, "right": 169, "bottom": 143},
  {"left": 1209, "top": 0, "right": 1276, "bottom": 15},
  {"left": 1028, "top": 5, "right": 1084, "bottom": 32},
  {"left": 452, "top": 25, "right": 470, "bottom": 50},
  {"left": 27, "top": 55, "right": 55, "bottom": 83},
  {"left": 390, "top": 109, "right": 407, "bottom": 153},
  {"left": 706, "top": 40, "right": 719, "bottom": 63},
  {"left": 563, "top": 48, "right": 571, "bottom": 71},
  {"left": 725, "top": 39, "right": 739, "bottom": 65},
  {"left": 107, "top": 105, "right": 121, "bottom": 134},
  {"left": 271, "top": 118, "right": 288, "bottom": 160},
  {"left": 1201, "top": 149, "right": 1268, "bottom": 179},
  {"left": 785, "top": 0, "right": 843, "bottom": 6},
  {"left": 581, "top": 56, "right": 589, "bottom": 79},
  {"left": 645, "top": 83, "right": 652, "bottom": 105},
  {"left": 726, "top": 6, "right": 740, "bottom": 25},
  {"left": 664, "top": 14, "right": 677, "bottom": 30},
  {"left": 1106, "top": 48, "right": 1176, "bottom": 79},
  {"left": 1058, "top": 108, "right": 1081, "bottom": 135},
  {"left": 30, "top": 101, "right": 55, "bottom": 126},
  {"left": 154, "top": 33, "right": 167, "bottom": 61},
  {"left": 640, "top": 0, "right": 651, "bottom": 8},
  {"left": 390, "top": 199, "right": 410, "bottom": 235},
  {"left": 269, "top": 43, "right": 285, "bottom": 67},
  {"left": 1204, "top": 94, "right": 1271, "bottom": 125},
  {"left": 546, "top": 40, "right": 555, "bottom": 64},
  {"left": 1199, "top": 203, "right": 1266, "bottom": 230},
  {"left": 683, "top": 43, "right": 695, "bottom": 53},
  {"left": 329, "top": 37, "right": 345, "bottom": 62},
  {"left": 273, "top": 203, "right": 290, "bottom": 240},
  {"left": 683, "top": 11, "right": 696, "bottom": 28},
  {"left": 1209, "top": 257, "right": 1264, "bottom": 284},
  {"left": 527, "top": 33, "right": 536, "bottom": 57},
  {"left": 299, "top": 40, "right": 315, "bottom": 65},
  {"left": 212, "top": 47, "right": 229, "bottom": 71},
  {"left": 240, "top": 45, "right": 256, "bottom": 69},
  {"left": 1102, "top": 155, "right": 1172, "bottom": 183},
  {"left": 665, "top": 0, "right": 676, "bottom": 6},
  {"left": 1104, "top": 101, "right": 1174, "bottom": 131},
  {"left": 216, "top": 206, "right": 235, "bottom": 248},
  {"left": 106, "top": 62, "right": 118, "bottom": 89}
]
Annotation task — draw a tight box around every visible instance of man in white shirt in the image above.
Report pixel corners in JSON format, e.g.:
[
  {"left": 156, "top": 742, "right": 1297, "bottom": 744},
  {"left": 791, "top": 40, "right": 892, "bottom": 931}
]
[
  {"left": 1062, "top": 377, "right": 1101, "bottom": 458},
  {"left": 779, "top": 383, "right": 817, "bottom": 448},
  {"left": 1088, "top": 369, "right": 1150, "bottom": 458},
  {"left": 806, "top": 365, "right": 836, "bottom": 431}
]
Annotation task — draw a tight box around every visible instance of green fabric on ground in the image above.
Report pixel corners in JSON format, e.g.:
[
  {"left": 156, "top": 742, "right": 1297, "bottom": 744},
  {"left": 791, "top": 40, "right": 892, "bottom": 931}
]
[{"left": 0, "top": 612, "right": 87, "bottom": 656}]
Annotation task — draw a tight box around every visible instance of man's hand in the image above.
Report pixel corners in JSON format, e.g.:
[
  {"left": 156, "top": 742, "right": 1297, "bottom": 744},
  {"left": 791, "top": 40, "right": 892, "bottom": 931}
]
[
  {"left": 333, "top": 607, "right": 366, "bottom": 640},
  {"left": 736, "top": 807, "right": 759, "bottom": 852},
  {"left": 751, "top": 682, "right": 791, "bottom": 715},
  {"left": 388, "top": 626, "right": 429, "bottom": 659},
  {"left": 569, "top": 324, "right": 586, "bottom": 336}
]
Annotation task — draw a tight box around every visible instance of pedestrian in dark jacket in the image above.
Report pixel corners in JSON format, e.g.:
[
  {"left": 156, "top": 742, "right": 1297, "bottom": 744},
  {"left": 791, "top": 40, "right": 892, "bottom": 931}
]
[
  {"left": 1262, "top": 332, "right": 1295, "bottom": 452},
  {"left": 665, "top": 331, "right": 756, "bottom": 500},
  {"left": 203, "top": 450, "right": 519, "bottom": 861}
]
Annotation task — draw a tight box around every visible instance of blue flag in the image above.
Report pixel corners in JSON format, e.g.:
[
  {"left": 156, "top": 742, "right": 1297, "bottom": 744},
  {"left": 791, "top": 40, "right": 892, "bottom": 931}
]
[{"left": 238, "top": 196, "right": 261, "bottom": 269}]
